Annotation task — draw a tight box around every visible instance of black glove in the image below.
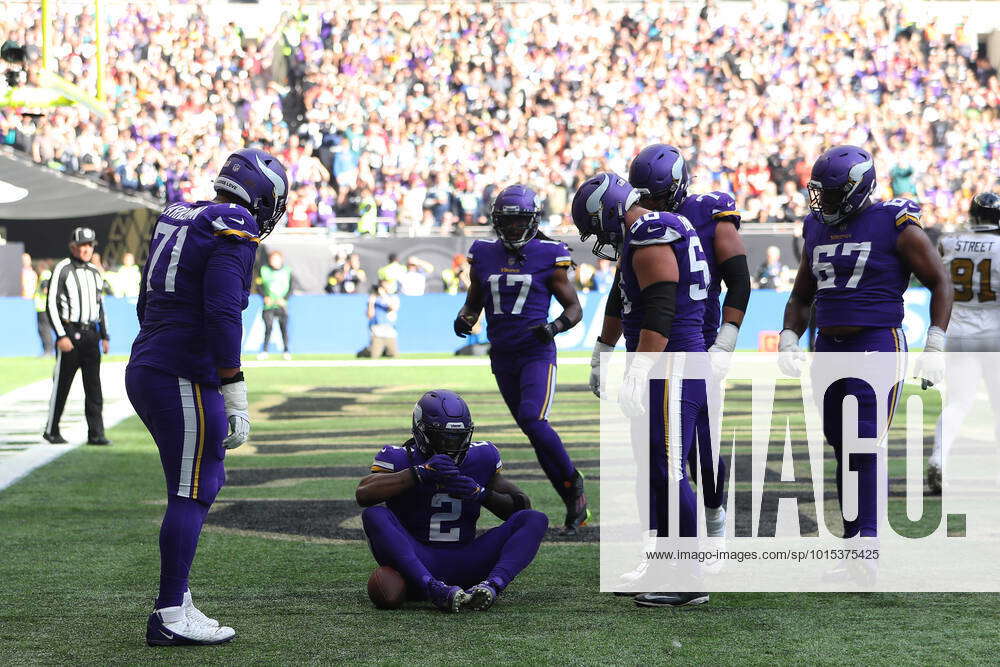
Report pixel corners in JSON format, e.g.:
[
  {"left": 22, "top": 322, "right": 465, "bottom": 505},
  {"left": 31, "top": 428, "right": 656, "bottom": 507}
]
[
  {"left": 454, "top": 314, "right": 474, "bottom": 337},
  {"left": 532, "top": 322, "right": 558, "bottom": 343},
  {"left": 413, "top": 454, "right": 459, "bottom": 486}
]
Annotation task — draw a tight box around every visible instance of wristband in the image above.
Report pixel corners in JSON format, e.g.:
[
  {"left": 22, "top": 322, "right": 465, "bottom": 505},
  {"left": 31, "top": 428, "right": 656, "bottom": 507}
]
[{"left": 221, "top": 371, "right": 245, "bottom": 385}]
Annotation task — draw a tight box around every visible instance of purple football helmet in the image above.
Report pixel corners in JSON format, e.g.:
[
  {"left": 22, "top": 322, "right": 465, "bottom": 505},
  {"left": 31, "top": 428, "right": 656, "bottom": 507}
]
[
  {"left": 214, "top": 148, "right": 288, "bottom": 238},
  {"left": 807, "top": 145, "right": 877, "bottom": 225},
  {"left": 412, "top": 389, "right": 475, "bottom": 463},
  {"left": 570, "top": 172, "right": 640, "bottom": 260},
  {"left": 628, "top": 144, "right": 690, "bottom": 212},
  {"left": 492, "top": 184, "right": 542, "bottom": 250}
]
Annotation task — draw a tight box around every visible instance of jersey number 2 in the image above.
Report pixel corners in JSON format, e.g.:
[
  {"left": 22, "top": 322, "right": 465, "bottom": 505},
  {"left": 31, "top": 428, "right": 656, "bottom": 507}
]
[
  {"left": 487, "top": 274, "right": 532, "bottom": 314},
  {"left": 429, "top": 493, "right": 461, "bottom": 542},
  {"left": 147, "top": 222, "right": 188, "bottom": 293}
]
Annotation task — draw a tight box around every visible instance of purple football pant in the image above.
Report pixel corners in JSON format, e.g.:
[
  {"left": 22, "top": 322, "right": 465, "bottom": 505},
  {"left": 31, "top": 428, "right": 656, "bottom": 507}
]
[
  {"left": 634, "top": 376, "right": 708, "bottom": 537},
  {"left": 814, "top": 327, "right": 906, "bottom": 538},
  {"left": 688, "top": 379, "right": 727, "bottom": 510},
  {"left": 126, "top": 364, "right": 227, "bottom": 609},
  {"left": 491, "top": 350, "right": 577, "bottom": 493},
  {"left": 362, "top": 506, "right": 547, "bottom": 596}
]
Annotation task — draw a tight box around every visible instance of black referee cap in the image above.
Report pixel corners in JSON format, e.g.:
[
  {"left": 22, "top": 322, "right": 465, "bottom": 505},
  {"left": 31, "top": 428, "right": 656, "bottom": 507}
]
[{"left": 70, "top": 227, "right": 97, "bottom": 245}]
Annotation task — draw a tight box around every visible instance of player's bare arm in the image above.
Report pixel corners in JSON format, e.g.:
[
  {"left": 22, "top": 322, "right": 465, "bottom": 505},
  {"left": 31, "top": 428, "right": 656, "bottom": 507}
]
[
  {"left": 898, "top": 225, "right": 953, "bottom": 331},
  {"left": 355, "top": 469, "right": 417, "bottom": 507},
  {"left": 782, "top": 259, "right": 818, "bottom": 336},
  {"left": 532, "top": 266, "right": 581, "bottom": 342},
  {"left": 454, "top": 267, "right": 484, "bottom": 336},
  {"left": 482, "top": 471, "right": 532, "bottom": 520},
  {"left": 631, "top": 243, "right": 679, "bottom": 353},
  {"left": 714, "top": 221, "right": 750, "bottom": 328}
]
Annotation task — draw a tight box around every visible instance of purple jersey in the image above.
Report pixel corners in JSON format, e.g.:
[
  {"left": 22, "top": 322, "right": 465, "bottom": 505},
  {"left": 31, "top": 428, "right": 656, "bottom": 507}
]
[
  {"left": 468, "top": 238, "right": 572, "bottom": 354},
  {"left": 129, "top": 200, "right": 259, "bottom": 385},
  {"left": 370, "top": 441, "right": 503, "bottom": 544},
  {"left": 675, "top": 191, "right": 741, "bottom": 347},
  {"left": 620, "top": 212, "right": 710, "bottom": 352},
  {"left": 803, "top": 199, "right": 921, "bottom": 329}
]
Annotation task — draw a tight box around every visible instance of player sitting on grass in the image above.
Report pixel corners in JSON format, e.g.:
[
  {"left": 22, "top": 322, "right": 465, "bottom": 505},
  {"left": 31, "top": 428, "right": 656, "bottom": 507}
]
[{"left": 357, "top": 389, "right": 548, "bottom": 612}]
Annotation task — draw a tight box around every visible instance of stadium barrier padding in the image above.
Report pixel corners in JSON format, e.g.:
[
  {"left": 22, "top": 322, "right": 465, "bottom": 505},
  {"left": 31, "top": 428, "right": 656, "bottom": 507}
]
[{"left": 0, "top": 288, "right": 932, "bottom": 357}]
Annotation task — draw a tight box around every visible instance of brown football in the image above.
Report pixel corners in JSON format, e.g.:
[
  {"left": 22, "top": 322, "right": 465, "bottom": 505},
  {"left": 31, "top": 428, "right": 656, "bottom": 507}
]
[{"left": 367, "top": 566, "right": 406, "bottom": 609}]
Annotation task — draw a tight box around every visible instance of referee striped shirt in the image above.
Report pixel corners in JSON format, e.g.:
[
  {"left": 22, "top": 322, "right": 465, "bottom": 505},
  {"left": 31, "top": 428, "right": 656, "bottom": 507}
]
[{"left": 47, "top": 257, "right": 109, "bottom": 339}]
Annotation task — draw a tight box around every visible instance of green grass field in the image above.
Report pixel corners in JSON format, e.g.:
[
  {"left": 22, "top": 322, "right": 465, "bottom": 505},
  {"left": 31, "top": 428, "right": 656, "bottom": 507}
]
[{"left": 1, "top": 357, "right": 997, "bottom": 664}]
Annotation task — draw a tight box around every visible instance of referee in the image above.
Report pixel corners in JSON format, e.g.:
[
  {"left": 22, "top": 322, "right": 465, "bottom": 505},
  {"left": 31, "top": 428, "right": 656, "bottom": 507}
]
[{"left": 43, "top": 227, "right": 111, "bottom": 446}]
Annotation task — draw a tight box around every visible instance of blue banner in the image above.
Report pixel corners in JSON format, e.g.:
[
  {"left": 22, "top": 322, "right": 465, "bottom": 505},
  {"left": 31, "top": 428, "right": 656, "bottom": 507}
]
[{"left": 0, "top": 288, "right": 933, "bottom": 357}]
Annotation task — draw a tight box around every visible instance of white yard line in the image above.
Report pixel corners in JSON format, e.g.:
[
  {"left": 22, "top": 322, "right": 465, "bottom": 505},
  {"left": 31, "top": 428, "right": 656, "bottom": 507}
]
[
  {"left": 243, "top": 357, "right": 590, "bottom": 368},
  {"left": 0, "top": 361, "right": 132, "bottom": 492}
]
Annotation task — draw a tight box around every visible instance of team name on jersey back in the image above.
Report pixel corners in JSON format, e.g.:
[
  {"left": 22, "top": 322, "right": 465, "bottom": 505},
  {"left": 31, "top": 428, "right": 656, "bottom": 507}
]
[
  {"left": 619, "top": 211, "right": 709, "bottom": 352},
  {"left": 468, "top": 238, "right": 572, "bottom": 354},
  {"left": 803, "top": 198, "right": 920, "bottom": 329}
]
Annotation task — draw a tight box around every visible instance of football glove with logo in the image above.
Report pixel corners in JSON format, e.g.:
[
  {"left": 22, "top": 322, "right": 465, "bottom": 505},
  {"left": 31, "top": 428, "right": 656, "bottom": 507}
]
[
  {"left": 915, "top": 326, "right": 946, "bottom": 389},
  {"left": 220, "top": 378, "right": 250, "bottom": 449},
  {"left": 413, "top": 454, "right": 459, "bottom": 486}
]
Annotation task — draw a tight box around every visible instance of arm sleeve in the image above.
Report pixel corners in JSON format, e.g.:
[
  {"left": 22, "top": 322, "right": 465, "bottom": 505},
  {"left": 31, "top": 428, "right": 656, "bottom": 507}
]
[
  {"left": 47, "top": 261, "right": 67, "bottom": 338},
  {"left": 718, "top": 255, "right": 751, "bottom": 315},
  {"left": 203, "top": 239, "right": 255, "bottom": 370},
  {"left": 605, "top": 268, "right": 623, "bottom": 318}
]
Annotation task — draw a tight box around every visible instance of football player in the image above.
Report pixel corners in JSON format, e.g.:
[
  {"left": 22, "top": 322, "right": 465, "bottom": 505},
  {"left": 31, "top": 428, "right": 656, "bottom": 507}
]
[
  {"left": 625, "top": 144, "right": 751, "bottom": 539},
  {"left": 453, "top": 185, "right": 587, "bottom": 534},
  {"left": 357, "top": 389, "right": 548, "bottom": 612},
  {"left": 778, "top": 145, "right": 952, "bottom": 539},
  {"left": 928, "top": 193, "right": 1000, "bottom": 493},
  {"left": 572, "top": 172, "right": 711, "bottom": 608},
  {"left": 126, "top": 148, "right": 288, "bottom": 645}
]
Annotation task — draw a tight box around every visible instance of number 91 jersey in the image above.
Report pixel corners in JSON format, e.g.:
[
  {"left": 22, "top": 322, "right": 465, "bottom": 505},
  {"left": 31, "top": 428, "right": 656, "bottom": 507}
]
[
  {"left": 803, "top": 199, "right": 921, "bottom": 329},
  {"left": 620, "top": 211, "right": 710, "bottom": 352},
  {"left": 467, "top": 238, "right": 572, "bottom": 354},
  {"left": 939, "top": 231, "right": 1000, "bottom": 337}
]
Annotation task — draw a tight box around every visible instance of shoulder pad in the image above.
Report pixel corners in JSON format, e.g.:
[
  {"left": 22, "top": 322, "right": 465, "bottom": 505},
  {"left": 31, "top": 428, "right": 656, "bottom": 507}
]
[
  {"left": 205, "top": 203, "right": 260, "bottom": 244},
  {"left": 467, "top": 239, "right": 489, "bottom": 264},
  {"left": 879, "top": 198, "right": 922, "bottom": 228},
  {"left": 629, "top": 212, "right": 683, "bottom": 246},
  {"left": 469, "top": 440, "right": 502, "bottom": 470},
  {"left": 707, "top": 191, "right": 740, "bottom": 226},
  {"left": 371, "top": 445, "right": 407, "bottom": 473},
  {"left": 537, "top": 239, "right": 572, "bottom": 267}
]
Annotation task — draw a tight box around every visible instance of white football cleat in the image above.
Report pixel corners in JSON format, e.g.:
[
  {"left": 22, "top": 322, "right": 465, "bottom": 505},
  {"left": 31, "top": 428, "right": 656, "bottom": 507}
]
[
  {"left": 282, "top": 352, "right": 292, "bottom": 361},
  {"left": 257, "top": 351, "right": 269, "bottom": 360},
  {"left": 183, "top": 589, "right": 219, "bottom": 627},
  {"left": 146, "top": 605, "right": 236, "bottom": 646}
]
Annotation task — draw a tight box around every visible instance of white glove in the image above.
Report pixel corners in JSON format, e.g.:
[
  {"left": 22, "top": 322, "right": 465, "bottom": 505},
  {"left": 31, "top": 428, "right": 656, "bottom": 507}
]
[
  {"left": 589, "top": 339, "right": 615, "bottom": 398},
  {"left": 620, "top": 353, "right": 656, "bottom": 418},
  {"left": 777, "top": 329, "right": 806, "bottom": 378},
  {"left": 708, "top": 323, "right": 739, "bottom": 378},
  {"left": 220, "top": 379, "right": 250, "bottom": 449},
  {"left": 914, "top": 326, "right": 946, "bottom": 389}
]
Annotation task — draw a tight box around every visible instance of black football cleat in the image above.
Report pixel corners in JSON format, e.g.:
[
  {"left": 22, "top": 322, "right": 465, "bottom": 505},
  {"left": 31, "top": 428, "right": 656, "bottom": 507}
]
[
  {"left": 560, "top": 471, "right": 590, "bottom": 536},
  {"left": 634, "top": 592, "right": 709, "bottom": 608},
  {"left": 42, "top": 432, "right": 68, "bottom": 444},
  {"left": 927, "top": 463, "right": 941, "bottom": 495},
  {"left": 87, "top": 436, "right": 111, "bottom": 446}
]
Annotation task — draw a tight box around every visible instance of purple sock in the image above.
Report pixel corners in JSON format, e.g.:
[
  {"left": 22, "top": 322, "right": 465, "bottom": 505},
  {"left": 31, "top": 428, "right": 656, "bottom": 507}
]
[
  {"left": 520, "top": 420, "right": 577, "bottom": 492},
  {"left": 362, "top": 506, "right": 435, "bottom": 595},
  {"left": 155, "top": 495, "right": 210, "bottom": 609},
  {"left": 486, "top": 510, "right": 548, "bottom": 590}
]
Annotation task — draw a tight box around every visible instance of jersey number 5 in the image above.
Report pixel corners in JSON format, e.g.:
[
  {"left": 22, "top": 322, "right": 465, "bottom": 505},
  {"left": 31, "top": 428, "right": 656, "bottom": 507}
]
[
  {"left": 429, "top": 493, "right": 461, "bottom": 542},
  {"left": 487, "top": 274, "right": 532, "bottom": 314},
  {"left": 146, "top": 221, "right": 189, "bottom": 293}
]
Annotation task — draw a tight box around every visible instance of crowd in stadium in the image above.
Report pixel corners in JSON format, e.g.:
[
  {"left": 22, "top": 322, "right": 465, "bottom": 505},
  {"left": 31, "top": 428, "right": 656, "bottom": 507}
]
[{"left": 2, "top": 1, "right": 998, "bottom": 235}]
